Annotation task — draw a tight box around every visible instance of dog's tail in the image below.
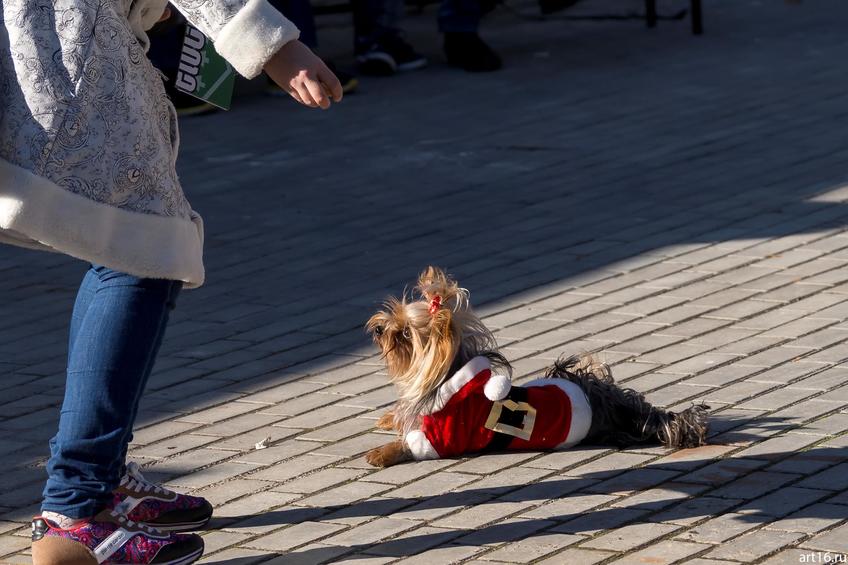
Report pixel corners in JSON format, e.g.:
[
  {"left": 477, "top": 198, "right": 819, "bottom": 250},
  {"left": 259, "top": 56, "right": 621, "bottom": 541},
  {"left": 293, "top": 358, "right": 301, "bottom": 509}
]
[{"left": 545, "top": 355, "right": 709, "bottom": 449}]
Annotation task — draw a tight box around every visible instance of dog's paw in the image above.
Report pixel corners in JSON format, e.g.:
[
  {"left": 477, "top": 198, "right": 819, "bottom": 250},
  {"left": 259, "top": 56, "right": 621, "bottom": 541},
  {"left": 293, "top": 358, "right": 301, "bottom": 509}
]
[{"left": 365, "top": 447, "right": 388, "bottom": 467}]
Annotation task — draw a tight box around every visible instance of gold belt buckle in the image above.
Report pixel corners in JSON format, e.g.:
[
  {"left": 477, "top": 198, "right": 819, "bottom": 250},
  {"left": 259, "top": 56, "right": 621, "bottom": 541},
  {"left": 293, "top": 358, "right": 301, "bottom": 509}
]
[{"left": 484, "top": 399, "right": 537, "bottom": 441}]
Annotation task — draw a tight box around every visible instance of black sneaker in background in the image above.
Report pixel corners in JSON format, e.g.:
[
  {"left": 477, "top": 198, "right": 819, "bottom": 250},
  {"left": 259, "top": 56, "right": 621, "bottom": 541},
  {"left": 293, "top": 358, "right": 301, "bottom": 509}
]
[
  {"left": 443, "top": 32, "right": 502, "bottom": 72},
  {"left": 357, "top": 33, "right": 427, "bottom": 75}
]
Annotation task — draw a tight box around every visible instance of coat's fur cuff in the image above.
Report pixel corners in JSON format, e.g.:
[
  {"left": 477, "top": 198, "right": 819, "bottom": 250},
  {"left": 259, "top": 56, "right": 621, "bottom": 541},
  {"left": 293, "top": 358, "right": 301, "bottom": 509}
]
[
  {"left": 405, "top": 430, "right": 439, "bottom": 460},
  {"left": 215, "top": 0, "right": 300, "bottom": 79}
]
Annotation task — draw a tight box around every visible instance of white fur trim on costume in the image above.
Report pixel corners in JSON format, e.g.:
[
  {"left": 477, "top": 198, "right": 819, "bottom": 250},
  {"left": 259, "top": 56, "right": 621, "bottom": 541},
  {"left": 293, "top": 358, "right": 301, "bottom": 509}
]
[
  {"left": 484, "top": 374, "right": 512, "bottom": 401},
  {"left": 523, "top": 378, "right": 593, "bottom": 448},
  {"left": 405, "top": 430, "right": 439, "bottom": 460},
  {"left": 214, "top": 0, "right": 300, "bottom": 79},
  {"left": 0, "top": 158, "right": 205, "bottom": 287},
  {"left": 424, "top": 356, "right": 492, "bottom": 415}
]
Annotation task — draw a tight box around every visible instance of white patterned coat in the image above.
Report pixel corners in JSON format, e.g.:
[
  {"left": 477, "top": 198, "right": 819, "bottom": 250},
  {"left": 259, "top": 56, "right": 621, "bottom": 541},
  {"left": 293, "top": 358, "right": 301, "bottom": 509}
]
[{"left": 0, "top": 0, "right": 299, "bottom": 286}]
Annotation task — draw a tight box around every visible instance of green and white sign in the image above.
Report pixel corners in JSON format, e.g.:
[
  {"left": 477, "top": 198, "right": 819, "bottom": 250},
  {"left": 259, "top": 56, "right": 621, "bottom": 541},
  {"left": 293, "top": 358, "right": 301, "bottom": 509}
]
[{"left": 174, "top": 24, "right": 235, "bottom": 110}]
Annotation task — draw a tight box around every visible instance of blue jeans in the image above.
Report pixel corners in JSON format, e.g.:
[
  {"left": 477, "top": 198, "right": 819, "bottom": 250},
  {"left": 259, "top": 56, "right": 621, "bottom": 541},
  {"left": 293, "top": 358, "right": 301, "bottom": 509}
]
[{"left": 42, "top": 266, "right": 182, "bottom": 519}]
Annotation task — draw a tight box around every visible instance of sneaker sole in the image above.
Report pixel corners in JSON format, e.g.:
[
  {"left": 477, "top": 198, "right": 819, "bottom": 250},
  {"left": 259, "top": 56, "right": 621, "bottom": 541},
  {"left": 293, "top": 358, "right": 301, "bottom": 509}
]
[
  {"left": 146, "top": 516, "right": 212, "bottom": 532},
  {"left": 157, "top": 546, "right": 204, "bottom": 565},
  {"left": 357, "top": 52, "right": 397, "bottom": 75},
  {"left": 397, "top": 59, "right": 428, "bottom": 72}
]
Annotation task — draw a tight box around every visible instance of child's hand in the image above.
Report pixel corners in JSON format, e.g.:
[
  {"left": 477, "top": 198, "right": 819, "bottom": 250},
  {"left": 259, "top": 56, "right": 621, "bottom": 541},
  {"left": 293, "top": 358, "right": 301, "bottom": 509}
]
[{"left": 265, "top": 40, "right": 343, "bottom": 109}]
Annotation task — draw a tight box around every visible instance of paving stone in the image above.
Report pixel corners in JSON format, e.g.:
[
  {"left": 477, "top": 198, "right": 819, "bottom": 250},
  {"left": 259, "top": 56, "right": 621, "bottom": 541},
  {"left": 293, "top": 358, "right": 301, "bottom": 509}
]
[
  {"left": 562, "top": 452, "right": 654, "bottom": 480},
  {"left": 651, "top": 496, "right": 744, "bottom": 527},
  {"left": 364, "top": 525, "right": 467, "bottom": 558},
  {"left": 580, "top": 522, "right": 679, "bottom": 552},
  {"left": 555, "top": 507, "right": 647, "bottom": 535},
  {"left": 453, "top": 517, "right": 555, "bottom": 547},
  {"left": 519, "top": 492, "right": 617, "bottom": 521},
  {"left": 392, "top": 543, "right": 483, "bottom": 564},
  {"left": 758, "top": 548, "right": 829, "bottom": 565},
  {"left": 737, "top": 487, "right": 830, "bottom": 518},
  {"left": 608, "top": 540, "right": 710, "bottom": 565},
  {"left": 297, "top": 416, "right": 376, "bottom": 442},
  {"left": 359, "top": 459, "right": 455, "bottom": 485},
  {"left": 676, "top": 512, "right": 768, "bottom": 544},
  {"left": 198, "top": 530, "right": 253, "bottom": 555},
  {"left": 447, "top": 452, "right": 541, "bottom": 475},
  {"left": 321, "top": 517, "right": 419, "bottom": 547},
  {"left": 796, "top": 462, "right": 848, "bottom": 492},
  {"left": 247, "top": 453, "right": 343, "bottom": 483},
  {"left": 801, "top": 523, "right": 848, "bottom": 553},
  {"left": 273, "top": 404, "right": 367, "bottom": 429},
  {"left": 385, "top": 472, "right": 478, "bottom": 501},
  {"left": 244, "top": 520, "right": 347, "bottom": 551},
  {"left": 706, "top": 529, "right": 805, "bottom": 561},
  {"left": 0, "top": 535, "right": 30, "bottom": 558},
  {"left": 731, "top": 433, "right": 823, "bottom": 462},
  {"left": 166, "top": 461, "right": 261, "bottom": 489},
  {"left": 433, "top": 500, "right": 533, "bottom": 530},
  {"left": 231, "top": 438, "right": 317, "bottom": 465},
  {"left": 479, "top": 531, "right": 584, "bottom": 563},
  {"left": 709, "top": 471, "right": 801, "bottom": 501},
  {"left": 534, "top": 547, "right": 616, "bottom": 565},
  {"left": 765, "top": 503, "right": 848, "bottom": 534},
  {"left": 272, "top": 467, "right": 367, "bottom": 494}
]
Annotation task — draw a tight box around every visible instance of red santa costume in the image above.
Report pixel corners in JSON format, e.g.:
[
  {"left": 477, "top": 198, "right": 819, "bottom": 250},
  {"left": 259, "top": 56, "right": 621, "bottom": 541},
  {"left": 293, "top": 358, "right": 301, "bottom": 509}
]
[{"left": 405, "top": 356, "right": 593, "bottom": 460}]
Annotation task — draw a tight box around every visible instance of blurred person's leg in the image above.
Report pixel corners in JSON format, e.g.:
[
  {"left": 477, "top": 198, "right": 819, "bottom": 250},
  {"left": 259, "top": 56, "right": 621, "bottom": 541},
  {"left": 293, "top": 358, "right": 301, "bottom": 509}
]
[
  {"left": 354, "top": 0, "right": 427, "bottom": 75},
  {"left": 439, "top": 0, "right": 502, "bottom": 71},
  {"left": 268, "top": 0, "right": 318, "bottom": 47}
]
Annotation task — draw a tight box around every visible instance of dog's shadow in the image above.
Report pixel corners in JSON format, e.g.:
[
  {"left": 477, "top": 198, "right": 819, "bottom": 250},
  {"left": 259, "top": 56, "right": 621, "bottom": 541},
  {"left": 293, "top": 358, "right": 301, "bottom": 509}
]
[{"left": 205, "top": 413, "right": 846, "bottom": 561}]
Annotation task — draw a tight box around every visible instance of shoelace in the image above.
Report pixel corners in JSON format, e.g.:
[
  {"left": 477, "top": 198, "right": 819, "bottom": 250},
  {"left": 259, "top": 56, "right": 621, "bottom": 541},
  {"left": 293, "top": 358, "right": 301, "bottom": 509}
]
[{"left": 121, "top": 463, "right": 169, "bottom": 496}]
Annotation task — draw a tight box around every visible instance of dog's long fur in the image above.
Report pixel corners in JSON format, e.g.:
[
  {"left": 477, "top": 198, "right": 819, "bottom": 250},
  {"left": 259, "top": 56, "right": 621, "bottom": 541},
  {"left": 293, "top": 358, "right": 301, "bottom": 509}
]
[{"left": 365, "top": 267, "right": 709, "bottom": 467}]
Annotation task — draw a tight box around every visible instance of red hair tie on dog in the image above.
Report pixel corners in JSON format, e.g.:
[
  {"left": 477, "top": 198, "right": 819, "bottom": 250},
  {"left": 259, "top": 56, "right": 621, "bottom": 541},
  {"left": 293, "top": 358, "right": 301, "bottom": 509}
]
[{"left": 429, "top": 295, "right": 442, "bottom": 315}]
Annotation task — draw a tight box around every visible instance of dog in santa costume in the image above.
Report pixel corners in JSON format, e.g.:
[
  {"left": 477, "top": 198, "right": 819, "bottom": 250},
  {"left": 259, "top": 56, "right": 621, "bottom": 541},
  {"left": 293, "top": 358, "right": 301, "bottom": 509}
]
[{"left": 365, "top": 267, "right": 708, "bottom": 467}]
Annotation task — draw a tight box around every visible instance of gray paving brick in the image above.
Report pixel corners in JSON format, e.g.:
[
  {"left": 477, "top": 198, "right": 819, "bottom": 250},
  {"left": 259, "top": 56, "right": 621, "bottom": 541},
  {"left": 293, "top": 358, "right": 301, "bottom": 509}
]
[
  {"left": 580, "top": 522, "right": 679, "bottom": 552},
  {"left": 246, "top": 452, "right": 343, "bottom": 483},
  {"left": 480, "top": 531, "right": 584, "bottom": 563},
  {"left": 245, "top": 520, "right": 347, "bottom": 551},
  {"left": 273, "top": 467, "right": 367, "bottom": 494},
  {"left": 453, "top": 517, "right": 555, "bottom": 547},
  {"left": 534, "top": 548, "right": 615, "bottom": 565},
  {"left": 166, "top": 461, "right": 260, "bottom": 489},
  {"left": 765, "top": 503, "right": 847, "bottom": 534},
  {"left": 321, "top": 517, "right": 419, "bottom": 547},
  {"left": 609, "top": 540, "right": 710, "bottom": 565},
  {"left": 801, "top": 523, "right": 848, "bottom": 554},
  {"left": 706, "top": 529, "right": 805, "bottom": 561},
  {"left": 676, "top": 512, "right": 767, "bottom": 544}
]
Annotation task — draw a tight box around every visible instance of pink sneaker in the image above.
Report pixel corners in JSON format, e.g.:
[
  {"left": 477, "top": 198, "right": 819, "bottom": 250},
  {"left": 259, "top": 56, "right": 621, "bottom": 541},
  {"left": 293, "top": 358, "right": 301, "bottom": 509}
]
[
  {"left": 31, "top": 508, "right": 203, "bottom": 564},
  {"left": 113, "top": 463, "right": 213, "bottom": 532}
]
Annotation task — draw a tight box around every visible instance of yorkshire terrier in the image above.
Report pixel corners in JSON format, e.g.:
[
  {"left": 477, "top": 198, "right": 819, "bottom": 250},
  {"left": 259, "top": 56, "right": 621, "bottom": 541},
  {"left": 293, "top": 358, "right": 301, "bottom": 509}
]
[{"left": 364, "top": 266, "right": 709, "bottom": 467}]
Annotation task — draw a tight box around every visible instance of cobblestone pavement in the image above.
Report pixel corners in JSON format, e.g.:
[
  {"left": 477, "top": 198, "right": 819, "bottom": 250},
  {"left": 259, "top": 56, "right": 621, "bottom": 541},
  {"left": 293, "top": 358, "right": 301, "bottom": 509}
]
[{"left": 2, "top": 0, "right": 848, "bottom": 562}]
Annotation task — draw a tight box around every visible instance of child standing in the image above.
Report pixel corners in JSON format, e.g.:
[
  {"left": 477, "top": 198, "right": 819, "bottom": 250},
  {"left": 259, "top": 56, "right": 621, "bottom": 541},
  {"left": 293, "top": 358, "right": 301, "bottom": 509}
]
[{"left": 0, "top": 0, "right": 342, "bottom": 562}]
